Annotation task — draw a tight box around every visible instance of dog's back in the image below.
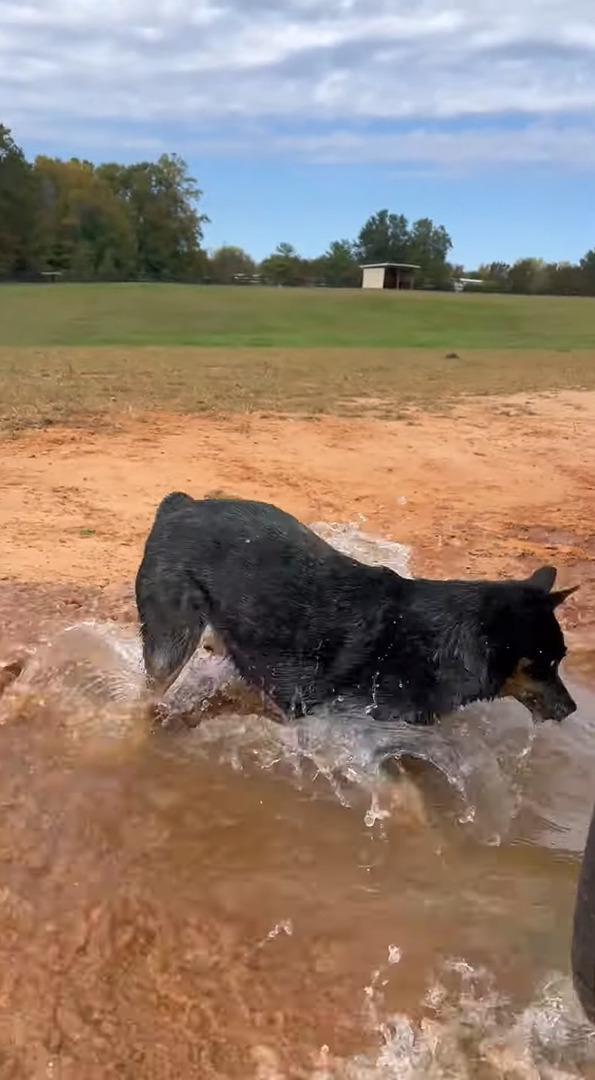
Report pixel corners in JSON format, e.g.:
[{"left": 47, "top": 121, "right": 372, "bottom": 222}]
[{"left": 141, "top": 493, "right": 360, "bottom": 593}]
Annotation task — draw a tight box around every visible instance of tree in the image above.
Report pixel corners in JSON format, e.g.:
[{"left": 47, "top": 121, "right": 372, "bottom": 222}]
[
  {"left": 408, "top": 217, "right": 452, "bottom": 287},
  {"left": 2, "top": 120, "right": 211, "bottom": 281},
  {"left": 354, "top": 210, "right": 410, "bottom": 265},
  {"left": 208, "top": 245, "right": 255, "bottom": 283},
  {"left": 533, "top": 262, "right": 581, "bottom": 296},
  {"left": 478, "top": 262, "right": 511, "bottom": 289},
  {"left": 319, "top": 239, "right": 360, "bottom": 287},
  {"left": 508, "top": 257, "right": 547, "bottom": 294},
  {"left": 0, "top": 124, "right": 40, "bottom": 277},
  {"left": 34, "top": 156, "right": 138, "bottom": 277},
  {"left": 579, "top": 249, "right": 595, "bottom": 296},
  {"left": 97, "top": 154, "right": 208, "bottom": 279},
  {"left": 260, "top": 242, "right": 306, "bottom": 286}
]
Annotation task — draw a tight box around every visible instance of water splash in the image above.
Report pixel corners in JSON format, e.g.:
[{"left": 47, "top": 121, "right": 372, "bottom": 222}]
[
  {"left": 309, "top": 520, "right": 411, "bottom": 578},
  {"left": 309, "top": 964, "right": 595, "bottom": 1079}
]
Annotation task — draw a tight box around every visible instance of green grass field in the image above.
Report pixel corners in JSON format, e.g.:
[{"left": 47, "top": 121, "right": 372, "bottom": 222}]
[
  {"left": 1, "top": 283, "right": 594, "bottom": 433},
  {"left": 1, "top": 282, "right": 595, "bottom": 348}
]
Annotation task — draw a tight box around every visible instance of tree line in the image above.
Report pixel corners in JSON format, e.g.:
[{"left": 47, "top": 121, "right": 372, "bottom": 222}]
[
  {"left": 474, "top": 257, "right": 595, "bottom": 296},
  {"left": 0, "top": 123, "right": 207, "bottom": 281},
  {"left": 2, "top": 121, "right": 595, "bottom": 294}
]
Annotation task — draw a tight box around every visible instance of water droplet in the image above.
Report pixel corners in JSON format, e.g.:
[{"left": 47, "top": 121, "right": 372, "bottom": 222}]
[{"left": 388, "top": 944, "right": 402, "bottom": 965}]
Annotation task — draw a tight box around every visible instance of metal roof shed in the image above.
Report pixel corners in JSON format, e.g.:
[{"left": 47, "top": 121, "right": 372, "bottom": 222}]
[{"left": 360, "top": 263, "right": 420, "bottom": 290}]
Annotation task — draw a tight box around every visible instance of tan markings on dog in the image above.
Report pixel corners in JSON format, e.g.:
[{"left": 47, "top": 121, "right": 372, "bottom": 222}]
[
  {"left": 501, "top": 658, "right": 545, "bottom": 704},
  {"left": 199, "top": 626, "right": 228, "bottom": 657}
]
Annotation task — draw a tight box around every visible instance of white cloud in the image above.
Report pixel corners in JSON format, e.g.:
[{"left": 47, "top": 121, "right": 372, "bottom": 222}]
[
  {"left": 2, "top": 0, "right": 595, "bottom": 167},
  {"left": 261, "top": 121, "right": 595, "bottom": 169}
]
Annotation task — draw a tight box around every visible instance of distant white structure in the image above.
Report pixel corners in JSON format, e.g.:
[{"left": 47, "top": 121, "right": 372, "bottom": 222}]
[{"left": 452, "top": 277, "right": 485, "bottom": 293}]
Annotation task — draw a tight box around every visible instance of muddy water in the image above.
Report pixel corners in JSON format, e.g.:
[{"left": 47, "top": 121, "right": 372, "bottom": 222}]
[{"left": 1, "top": 525, "right": 595, "bottom": 1079}]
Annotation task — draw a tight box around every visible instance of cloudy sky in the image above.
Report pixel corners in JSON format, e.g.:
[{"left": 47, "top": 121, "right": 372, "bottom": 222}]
[{"left": 3, "top": 0, "right": 595, "bottom": 266}]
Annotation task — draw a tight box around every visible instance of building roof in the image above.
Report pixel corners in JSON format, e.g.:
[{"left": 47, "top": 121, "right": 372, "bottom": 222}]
[{"left": 360, "top": 262, "right": 421, "bottom": 269}]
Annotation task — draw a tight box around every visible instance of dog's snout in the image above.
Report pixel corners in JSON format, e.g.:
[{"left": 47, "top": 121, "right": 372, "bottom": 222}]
[
  {"left": 537, "top": 681, "right": 576, "bottom": 722},
  {"left": 508, "top": 669, "right": 577, "bottom": 724},
  {"left": 551, "top": 693, "right": 576, "bottom": 722}
]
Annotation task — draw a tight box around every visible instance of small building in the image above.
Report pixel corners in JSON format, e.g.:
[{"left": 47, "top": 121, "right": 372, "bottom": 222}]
[
  {"left": 360, "top": 263, "right": 420, "bottom": 290},
  {"left": 452, "top": 276, "right": 485, "bottom": 293},
  {"left": 231, "top": 272, "right": 262, "bottom": 285}
]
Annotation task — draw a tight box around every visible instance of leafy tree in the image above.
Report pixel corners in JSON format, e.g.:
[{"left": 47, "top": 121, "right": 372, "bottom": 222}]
[
  {"left": 579, "top": 249, "right": 595, "bottom": 295},
  {"left": 478, "top": 262, "right": 511, "bottom": 289},
  {"left": 208, "top": 245, "right": 256, "bottom": 283},
  {"left": 276, "top": 242, "right": 299, "bottom": 259},
  {"left": 97, "top": 154, "right": 208, "bottom": 279},
  {"left": 34, "top": 156, "right": 137, "bottom": 276},
  {"left": 540, "top": 262, "right": 582, "bottom": 296},
  {"left": 319, "top": 239, "right": 359, "bottom": 287},
  {"left": 354, "top": 210, "right": 410, "bottom": 265},
  {"left": 408, "top": 217, "right": 452, "bottom": 287},
  {"left": 0, "top": 124, "right": 40, "bottom": 276},
  {"left": 260, "top": 242, "right": 306, "bottom": 286},
  {"left": 508, "top": 257, "right": 547, "bottom": 294}
]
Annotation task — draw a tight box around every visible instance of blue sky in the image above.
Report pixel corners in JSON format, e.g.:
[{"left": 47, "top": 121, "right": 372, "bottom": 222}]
[{"left": 3, "top": 0, "right": 595, "bottom": 269}]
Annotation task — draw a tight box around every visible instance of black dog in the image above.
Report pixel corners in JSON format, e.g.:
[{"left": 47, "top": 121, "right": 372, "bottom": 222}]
[{"left": 135, "top": 493, "right": 577, "bottom": 726}]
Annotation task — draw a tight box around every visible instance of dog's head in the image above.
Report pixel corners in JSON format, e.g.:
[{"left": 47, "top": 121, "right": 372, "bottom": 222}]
[{"left": 496, "top": 565, "right": 578, "bottom": 723}]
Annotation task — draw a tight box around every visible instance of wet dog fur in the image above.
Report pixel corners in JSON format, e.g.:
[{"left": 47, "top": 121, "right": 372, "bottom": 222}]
[{"left": 135, "top": 493, "right": 578, "bottom": 727}]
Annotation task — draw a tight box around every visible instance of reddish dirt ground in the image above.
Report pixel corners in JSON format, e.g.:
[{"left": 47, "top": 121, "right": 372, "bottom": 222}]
[{"left": 1, "top": 388, "right": 594, "bottom": 674}]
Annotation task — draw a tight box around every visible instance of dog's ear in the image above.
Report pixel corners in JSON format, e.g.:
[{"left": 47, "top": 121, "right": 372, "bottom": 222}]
[
  {"left": 526, "top": 565, "right": 557, "bottom": 593},
  {"left": 550, "top": 585, "right": 579, "bottom": 608}
]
